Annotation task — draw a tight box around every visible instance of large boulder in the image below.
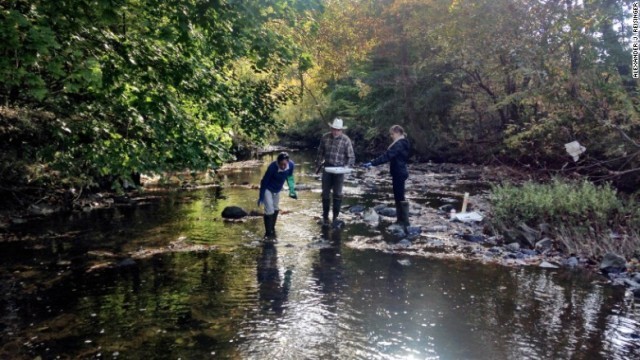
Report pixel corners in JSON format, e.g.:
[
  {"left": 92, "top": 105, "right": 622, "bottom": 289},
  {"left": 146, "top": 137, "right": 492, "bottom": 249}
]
[
  {"left": 221, "top": 206, "right": 248, "bottom": 219},
  {"left": 599, "top": 253, "right": 627, "bottom": 274}
]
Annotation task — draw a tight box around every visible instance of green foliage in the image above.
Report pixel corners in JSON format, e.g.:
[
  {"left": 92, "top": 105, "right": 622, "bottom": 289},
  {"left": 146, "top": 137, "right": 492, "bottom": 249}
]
[
  {"left": 491, "top": 178, "right": 640, "bottom": 257},
  {"left": 491, "top": 179, "right": 624, "bottom": 226},
  {"left": 0, "top": 0, "right": 308, "bottom": 188},
  {"left": 278, "top": 0, "right": 640, "bottom": 183}
]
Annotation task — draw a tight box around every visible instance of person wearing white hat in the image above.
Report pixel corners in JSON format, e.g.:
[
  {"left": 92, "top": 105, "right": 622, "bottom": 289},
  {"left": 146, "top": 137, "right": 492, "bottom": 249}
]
[{"left": 316, "top": 118, "right": 355, "bottom": 227}]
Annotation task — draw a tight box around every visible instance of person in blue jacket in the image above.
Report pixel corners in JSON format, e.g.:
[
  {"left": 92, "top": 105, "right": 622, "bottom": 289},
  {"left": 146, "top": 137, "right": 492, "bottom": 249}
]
[
  {"left": 363, "top": 125, "right": 411, "bottom": 229},
  {"left": 258, "top": 152, "right": 297, "bottom": 238}
]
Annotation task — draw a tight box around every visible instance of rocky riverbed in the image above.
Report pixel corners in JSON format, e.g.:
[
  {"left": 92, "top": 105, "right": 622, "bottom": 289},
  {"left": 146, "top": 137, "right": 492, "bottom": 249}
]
[
  {"left": 311, "top": 162, "right": 640, "bottom": 298},
  {"left": 3, "top": 157, "right": 639, "bottom": 297}
]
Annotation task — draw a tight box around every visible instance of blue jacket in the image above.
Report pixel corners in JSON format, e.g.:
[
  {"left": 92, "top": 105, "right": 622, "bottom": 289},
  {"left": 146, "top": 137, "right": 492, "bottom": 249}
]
[
  {"left": 371, "top": 138, "right": 411, "bottom": 179},
  {"left": 259, "top": 160, "right": 294, "bottom": 201}
]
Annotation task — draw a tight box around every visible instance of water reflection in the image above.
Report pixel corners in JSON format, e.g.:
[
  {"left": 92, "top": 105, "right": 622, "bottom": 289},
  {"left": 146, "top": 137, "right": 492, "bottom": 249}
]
[
  {"left": 0, "top": 150, "right": 638, "bottom": 359},
  {"left": 312, "top": 228, "right": 344, "bottom": 307},
  {"left": 257, "top": 243, "right": 291, "bottom": 315}
]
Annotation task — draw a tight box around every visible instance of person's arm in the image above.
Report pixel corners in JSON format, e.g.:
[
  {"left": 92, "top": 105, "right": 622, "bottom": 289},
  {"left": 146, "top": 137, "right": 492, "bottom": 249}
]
[
  {"left": 371, "top": 141, "right": 401, "bottom": 166},
  {"left": 286, "top": 161, "right": 297, "bottom": 199}
]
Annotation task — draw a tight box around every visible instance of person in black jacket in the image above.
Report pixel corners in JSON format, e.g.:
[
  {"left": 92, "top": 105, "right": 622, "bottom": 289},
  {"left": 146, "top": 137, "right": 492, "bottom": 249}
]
[{"left": 363, "top": 125, "right": 411, "bottom": 229}]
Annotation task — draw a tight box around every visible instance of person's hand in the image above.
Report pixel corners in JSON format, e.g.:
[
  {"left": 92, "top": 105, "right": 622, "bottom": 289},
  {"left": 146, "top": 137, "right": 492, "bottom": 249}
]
[
  {"left": 257, "top": 199, "right": 263, "bottom": 207},
  {"left": 363, "top": 162, "right": 372, "bottom": 169}
]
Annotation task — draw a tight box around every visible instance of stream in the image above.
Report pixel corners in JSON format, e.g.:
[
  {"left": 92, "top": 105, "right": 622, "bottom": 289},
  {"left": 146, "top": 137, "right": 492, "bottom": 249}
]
[{"left": 0, "top": 150, "right": 639, "bottom": 359}]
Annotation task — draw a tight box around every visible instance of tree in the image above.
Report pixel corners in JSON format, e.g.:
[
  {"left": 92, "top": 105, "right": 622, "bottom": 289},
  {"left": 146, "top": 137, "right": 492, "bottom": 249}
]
[{"left": 0, "top": 0, "right": 304, "bottom": 189}]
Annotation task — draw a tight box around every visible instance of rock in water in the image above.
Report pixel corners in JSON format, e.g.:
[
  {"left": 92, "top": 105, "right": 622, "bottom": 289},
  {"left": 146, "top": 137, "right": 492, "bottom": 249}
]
[
  {"left": 387, "top": 224, "right": 406, "bottom": 238},
  {"left": 349, "top": 204, "right": 366, "bottom": 214},
  {"left": 397, "top": 239, "right": 412, "bottom": 248},
  {"left": 565, "top": 257, "right": 579, "bottom": 268},
  {"left": 377, "top": 207, "right": 397, "bottom": 217},
  {"left": 505, "top": 242, "right": 521, "bottom": 252},
  {"left": 221, "top": 206, "right": 248, "bottom": 219},
  {"left": 599, "top": 253, "right": 627, "bottom": 274},
  {"left": 363, "top": 208, "right": 379, "bottom": 225},
  {"left": 539, "top": 261, "right": 559, "bottom": 269},
  {"left": 462, "top": 234, "right": 484, "bottom": 243}
]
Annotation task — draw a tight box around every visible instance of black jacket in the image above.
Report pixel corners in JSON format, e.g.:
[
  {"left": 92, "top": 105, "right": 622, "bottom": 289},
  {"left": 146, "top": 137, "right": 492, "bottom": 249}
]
[{"left": 371, "top": 138, "right": 411, "bottom": 179}]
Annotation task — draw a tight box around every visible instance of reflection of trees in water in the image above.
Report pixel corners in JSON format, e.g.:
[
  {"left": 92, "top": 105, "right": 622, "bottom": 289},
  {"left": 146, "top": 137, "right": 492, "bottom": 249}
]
[{"left": 257, "top": 243, "right": 291, "bottom": 315}]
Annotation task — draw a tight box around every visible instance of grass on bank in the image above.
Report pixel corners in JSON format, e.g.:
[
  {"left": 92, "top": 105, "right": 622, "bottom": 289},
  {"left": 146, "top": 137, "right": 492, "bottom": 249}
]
[{"left": 490, "top": 178, "right": 640, "bottom": 259}]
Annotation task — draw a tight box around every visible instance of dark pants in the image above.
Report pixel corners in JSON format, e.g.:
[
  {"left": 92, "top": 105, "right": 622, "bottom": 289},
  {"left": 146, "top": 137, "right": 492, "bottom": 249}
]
[
  {"left": 321, "top": 171, "right": 345, "bottom": 200},
  {"left": 392, "top": 174, "right": 407, "bottom": 202}
]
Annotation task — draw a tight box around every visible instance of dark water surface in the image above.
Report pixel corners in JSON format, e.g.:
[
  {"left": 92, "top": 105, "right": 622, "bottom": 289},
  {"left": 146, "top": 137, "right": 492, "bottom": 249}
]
[{"left": 1, "top": 151, "right": 638, "bottom": 359}]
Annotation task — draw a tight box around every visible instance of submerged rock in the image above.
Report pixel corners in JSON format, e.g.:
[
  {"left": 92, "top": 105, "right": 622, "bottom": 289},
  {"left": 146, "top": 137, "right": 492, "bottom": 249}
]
[
  {"left": 116, "top": 258, "right": 136, "bottom": 268},
  {"left": 397, "top": 239, "right": 412, "bottom": 248},
  {"left": 221, "top": 206, "right": 248, "bottom": 219},
  {"left": 397, "top": 259, "right": 411, "bottom": 266},
  {"left": 377, "top": 207, "right": 397, "bottom": 217},
  {"left": 406, "top": 226, "right": 422, "bottom": 237},
  {"left": 362, "top": 208, "right": 380, "bottom": 226},
  {"left": 349, "top": 205, "right": 366, "bottom": 214},
  {"left": 387, "top": 224, "right": 406, "bottom": 237}
]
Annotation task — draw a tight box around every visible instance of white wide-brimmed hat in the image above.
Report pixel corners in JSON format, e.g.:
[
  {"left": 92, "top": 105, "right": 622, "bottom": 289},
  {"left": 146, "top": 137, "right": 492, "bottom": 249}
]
[{"left": 328, "top": 118, "right": 347, "bottom": 130}]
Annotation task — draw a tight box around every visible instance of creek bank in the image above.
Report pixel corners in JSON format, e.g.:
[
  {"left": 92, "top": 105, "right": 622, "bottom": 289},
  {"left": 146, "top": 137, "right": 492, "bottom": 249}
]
[{"left": 340, "top": 162, "right": 640, "bottom": 297}]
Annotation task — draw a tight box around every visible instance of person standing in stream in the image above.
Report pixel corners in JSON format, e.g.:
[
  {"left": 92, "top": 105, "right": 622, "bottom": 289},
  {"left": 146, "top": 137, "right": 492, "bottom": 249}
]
[
  {"left": 316, "top": 118, "right": 355, "bottom": 227},
  {"left": 363, "top": 125, "right": 411, "bottom": 230},
  {"left": 258, "top": 152, "right": 297, "bottom": 238}
]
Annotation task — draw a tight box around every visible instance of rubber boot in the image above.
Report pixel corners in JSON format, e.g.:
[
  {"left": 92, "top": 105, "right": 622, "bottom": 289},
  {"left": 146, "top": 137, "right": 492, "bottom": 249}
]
[
  {"left": 395, "top": 201, "right": 402, "bottom": 224},
  {"left": 332, "top": 198, "right": 342, "bottom": 228},
  {"left": 322, "top": 198, "right": 331, "bottom": 226},
  {"left": 263, "top": 214, "right": 275, "bottom": 238},
  {"left": 272, "top": 210, "right": 279, "bottom": 237},
  {"left": 400, "top": 201, "right": 411, "bottom": 230}
]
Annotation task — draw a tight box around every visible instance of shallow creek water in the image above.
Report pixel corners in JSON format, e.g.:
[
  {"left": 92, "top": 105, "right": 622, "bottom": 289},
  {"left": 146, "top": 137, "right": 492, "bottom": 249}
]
[{"left": 0, "top": 151, "right": 638, "bottom": 359}]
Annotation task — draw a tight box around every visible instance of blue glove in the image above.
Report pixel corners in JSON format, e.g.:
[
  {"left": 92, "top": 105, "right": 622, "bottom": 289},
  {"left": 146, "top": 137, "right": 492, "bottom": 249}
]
[
  {"left": 257, "top": 199, "right": 263, "bottom": 207},
  {"left": 363, "top": 162, "right": 372, "bottom": 169}
]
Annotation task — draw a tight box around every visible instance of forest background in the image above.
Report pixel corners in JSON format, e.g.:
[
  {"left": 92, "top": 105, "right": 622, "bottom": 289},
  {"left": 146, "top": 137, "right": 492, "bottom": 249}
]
[{"left": 1, "top": 0, "right": 639, "bottom": 198}]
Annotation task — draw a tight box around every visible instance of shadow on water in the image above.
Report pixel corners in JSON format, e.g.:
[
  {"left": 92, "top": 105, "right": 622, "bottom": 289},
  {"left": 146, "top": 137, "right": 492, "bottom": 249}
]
[{"left": 0, "top": 150, "right": 638, "bottom": 359}]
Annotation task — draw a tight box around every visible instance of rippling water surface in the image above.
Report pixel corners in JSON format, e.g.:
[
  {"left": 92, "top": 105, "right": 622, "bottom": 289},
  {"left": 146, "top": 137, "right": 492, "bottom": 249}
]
[{"left": 0, "top": 151, "right": 638, "bottom": 359}]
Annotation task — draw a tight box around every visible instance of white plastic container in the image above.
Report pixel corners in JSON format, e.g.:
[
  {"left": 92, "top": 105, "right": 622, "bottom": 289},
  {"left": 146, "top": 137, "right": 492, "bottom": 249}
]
[{"left": 324, "top": 167, "right": 353, "bottom": 174}]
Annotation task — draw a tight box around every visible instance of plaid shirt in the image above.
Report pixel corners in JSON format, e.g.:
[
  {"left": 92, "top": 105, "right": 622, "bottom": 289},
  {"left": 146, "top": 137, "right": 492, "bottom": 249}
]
[{"left": 317, "top": 132, "right": 355, "bottom": 167}]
